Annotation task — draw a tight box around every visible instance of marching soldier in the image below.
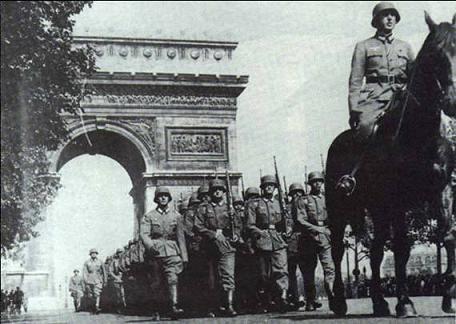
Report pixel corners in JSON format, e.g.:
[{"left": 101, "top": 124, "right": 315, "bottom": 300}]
[
  {"left": 140, "top": 186, "right": 188, "bottom": 319},
  {"left": 286, "top": 183, "right": 307, "bottom": 311},
  {"left": 82, "top": 248, "right": 107, "bottom": 314},
  {"left": 246, "top": 175, "right": 289, "bottom": 313},
  {"left": 197, "top": 183, "right": 211, "bottom": 204},
  {"left": 69, "top": 269, "right": 84, "bottom": 312},
  {"left": 180, "top": 192, "right": 210, "bottom": 316},
  {"left": 245, "top": 187, "right": 260, "bottom": 201},
  {"left": 293, "top": 171, "right": 335, "bottom": 311},
  {"left": 109, "top": 248, "right": 126, "bottom": 314},
  {"left": 194, "top": 179, "right": 241, "bottom": 317}
]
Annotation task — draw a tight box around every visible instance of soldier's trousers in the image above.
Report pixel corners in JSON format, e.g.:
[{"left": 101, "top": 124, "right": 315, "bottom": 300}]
[
  {"left": 150, "top": 255, "right": 183, "bottom": 286},
  {"left": 301, "top": 235, "right": 335, "bottom": 302},
  {"left": 209, "top": 251, "right": 235, "bottom": 291},
  {"left": 257, "top": 248, "right": 289, "bottom": 292},
  {"left": 288, "top": 254, "right": 305, "bottom": 302},
  {"left": 113, "top": 282, "right": 125, "bottom": 307}
]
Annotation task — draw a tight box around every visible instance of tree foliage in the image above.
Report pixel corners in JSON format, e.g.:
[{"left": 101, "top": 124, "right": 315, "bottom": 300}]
[{"left": 1, "top": 1, "right": 95, "bottom": 255}]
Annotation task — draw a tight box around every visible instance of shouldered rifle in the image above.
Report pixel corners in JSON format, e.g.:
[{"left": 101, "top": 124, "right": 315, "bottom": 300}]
[
  {"left": 225, "top": 170, "right": 239, "bottom": 243},
  {"left": 241, "top": 175, "right": 246, "bottom": 201},
  {"left": 283, "top": 176, "right": 289, "bottom": 204},
  {"left": 304, "top": 165, "right": 309, "bottom": 195},
  {"left": 320, "top": 154, "right": 326, "bottom": 177},
  {"left": 273, "top": 156, "right": 292, "bottom": 237}
]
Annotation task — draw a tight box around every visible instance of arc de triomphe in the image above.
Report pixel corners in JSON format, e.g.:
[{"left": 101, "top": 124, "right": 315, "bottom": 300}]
[{"left": 11, "top": 36, "right": 248, "bottom": 308}]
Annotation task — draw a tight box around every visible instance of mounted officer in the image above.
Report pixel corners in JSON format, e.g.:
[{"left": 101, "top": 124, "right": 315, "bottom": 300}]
[
  {"left": 292, "top": 172, "right": 335, "bottom": 311},
  {"left": 139, "top": 186, "right": 188, "bottom": 319},
  {"left": 349, "top": 1, "right": 414, "bottom": 135},
  {"left": 194, "top": 179, "right": 241, "bottom": 317},
  {"left": 246, "top": 175, "right": 289, "bottom": 313}
]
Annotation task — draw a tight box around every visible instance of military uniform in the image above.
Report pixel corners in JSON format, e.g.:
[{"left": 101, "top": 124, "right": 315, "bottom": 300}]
[
  {"left": 348, "top": 3, "right": 414, "bottom": 141},
  {"left": 194, "top": 179, "right": 241, "bottom": 316},
  {"left": 140, "top": 207, "right": 188, "bottom": 286},
  {"left": 69, "top": 272, "right": 84, "bottom": 311},
  {"left": 108, "top": 250, "right": 126, "bottom": 313},
  {"left": 293, "top": 191, "right": 335, "bottom": 307},
  {"left": 246, "top": 178, "right": 289, "bottom": 311},
  {"left": 83, "top": 250, "right": 107, "bottom": 313}
]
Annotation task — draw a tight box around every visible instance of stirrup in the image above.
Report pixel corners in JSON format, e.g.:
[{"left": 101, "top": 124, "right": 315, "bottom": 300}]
[{"left": 336, "top": 175, "right": 356, "bottom": 196}]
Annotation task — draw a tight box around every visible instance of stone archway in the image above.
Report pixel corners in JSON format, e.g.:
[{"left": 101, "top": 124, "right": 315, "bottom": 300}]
[{"left": 20, "top": 36, "right": 248, "bottom": 308}]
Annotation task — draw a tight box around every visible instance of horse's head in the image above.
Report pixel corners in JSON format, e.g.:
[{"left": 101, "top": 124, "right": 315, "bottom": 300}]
[{"left": 418, "top": 12, "right": 456, "bottom": 117}]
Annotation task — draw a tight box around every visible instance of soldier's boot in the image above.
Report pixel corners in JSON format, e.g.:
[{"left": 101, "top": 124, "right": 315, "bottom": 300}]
[
  {"left": 278, "top": 289, "right": 289, "bottom": 313},
  {"left": 223, "top": 290, "right": 237, "bottom": 317},
  {"left": 169, "top": 285, "right": 184, "bottom": 319},
  {"left": 95, "top": 297, "right": 101, "bottom": 314}
]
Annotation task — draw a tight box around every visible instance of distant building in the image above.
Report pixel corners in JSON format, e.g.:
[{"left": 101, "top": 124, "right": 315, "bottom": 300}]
[{"left": 382, "top": 248, "right": 447, "bottom": 277}]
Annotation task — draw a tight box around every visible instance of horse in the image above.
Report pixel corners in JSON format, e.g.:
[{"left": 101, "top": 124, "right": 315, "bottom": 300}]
[{"left": 325, "top": 12, "right": 456, "bottom": 317}]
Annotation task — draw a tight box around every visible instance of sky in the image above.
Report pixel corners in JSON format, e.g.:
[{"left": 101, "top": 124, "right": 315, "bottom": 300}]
[{"left": 28, "top": 2, "right": 455, "bottom": 289}]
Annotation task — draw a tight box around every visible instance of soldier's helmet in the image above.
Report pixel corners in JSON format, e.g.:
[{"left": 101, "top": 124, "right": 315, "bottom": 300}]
[
  {"left": 308, "top": 171, "right": 324, "bottom": 184},
  {"left": 73, "top": 269, "right": 79, "bottom": 273},
  {"left": 188, "top": 192, "right": 201, "bottom": 206},
  {"left": 260, "top": 175, "right": 278, "bottom": 189},
  {"left": 197, "top": 184, "right": 210, "bottom": 200},
  {"left": 154, "top": 186, "right": 172, "bottom": 203},
  {"left": 128, "top": 240, "right": 134, "bottom": 246},
  {"left": 245, "top": 187, "right": 260, "bottom": 200},
  {"left": 116, "top": 248, "right": 123, "bottom": 254},
  {"left": 89, "top": 248, "right": 98, "bottom": 255},
  {"left": 371, "top": 2, "right": 400, "bottom": 28},
  {"left": 233, "top": 194, "right": 244, "bottom": 206},
  {"left": 209, "top": 179, "right": 226, "bottom": 192},
  {"left": 288, "top": 183, "right": 305, "bottom": 196}
]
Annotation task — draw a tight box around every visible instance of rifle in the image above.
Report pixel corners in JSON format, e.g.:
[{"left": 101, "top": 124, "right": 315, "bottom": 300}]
[
  {"left": 283, "top": 176, "right": 289, "bottom": 204},
  {"left": 273, "top": 156, "right": 291, "bottom": 237},
  {"left": 304, "top": 165, "right": 309, "bottom": 195},
  {"left": 320, "top": 153, "right": 326, "bottom": 176},
  {"left": 225, "top": 170, "right": 239, "bottom": 243},
  {"left": 241, "top": 175, "right": 246, "bottom": 201}
]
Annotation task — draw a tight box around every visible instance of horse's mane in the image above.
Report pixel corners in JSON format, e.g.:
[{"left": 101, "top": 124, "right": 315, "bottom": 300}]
[{"left": 418, "top": 22, "right": 456, "bottom": 60}]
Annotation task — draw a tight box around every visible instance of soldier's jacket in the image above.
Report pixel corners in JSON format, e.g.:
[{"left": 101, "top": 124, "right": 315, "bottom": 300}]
[
  {"left": 293, "top": 193, "right": 330, "bottom": 241},
  {"left": 246, "top": 196, "right": 287, "bottom": 252},
  {"left": 349, "top": 33, "right": 414, "bottom": 113},
  {"left": 194, "top": 200, "right": 241, "bottom": 254},
  {"left": 285, "top": 201, "right": 301, "bottom": 255},
  {"left": 83, "top": 258, "right": 106, "bottom": 285},
  {"left": 118, "top": 251, "right": 130, "bottom": 273},
  {"left": 184, "top": 206, "right": 204, "bottom": 252},
  {"left": 69, "top": 275, "right": 84, "bottom": 293},
  {"left": 140, "top": 207, "right": 188, "bottom": 262},
  {"left": 108, "top": 257, "right": 123, "bottom": 283}
]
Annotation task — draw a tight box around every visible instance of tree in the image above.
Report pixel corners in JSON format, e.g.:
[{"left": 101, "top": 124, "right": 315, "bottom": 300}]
[{"left": 1, "top": 1, "right": 95, "bottom": 255}]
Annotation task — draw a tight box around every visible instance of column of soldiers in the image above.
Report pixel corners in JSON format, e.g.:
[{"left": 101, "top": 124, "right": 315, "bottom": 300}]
[{"left": 73, "top": 170, "right": 336, "bottom": 318}]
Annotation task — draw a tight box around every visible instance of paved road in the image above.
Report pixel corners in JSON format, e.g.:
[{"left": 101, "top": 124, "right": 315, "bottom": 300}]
[{"left": 1, "top": 297, "right": 454, "bottom": 323}]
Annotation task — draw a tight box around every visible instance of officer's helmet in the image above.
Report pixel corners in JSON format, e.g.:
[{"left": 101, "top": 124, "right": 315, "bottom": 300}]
[
  {"left": 308, "top": 171, "right": 324, "bottom": 184},
  {"left": 154, "top": 186, "right": 172, "bottom": 203},
  {"left": 209, "top": 179, "right": 226, "bottom": 192},
  {"left": 245, "top": 187, "right": 260, "bottom": 200},
  {"left": 371, "top": 2, "right": 401, "bottom": 28},
  {"left": 260, "top": 175, "right": 277, "bottom": 189},
  {"left": 288, "top": 182, "right": 305, "bottom": 196}
]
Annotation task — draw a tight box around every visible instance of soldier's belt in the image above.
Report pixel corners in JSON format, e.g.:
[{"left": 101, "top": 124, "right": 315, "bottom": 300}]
[
  {"left": 317, "top": 221, "right": 325, "bottom": 226},
  {"left": 366, "top": 75, "right": 406, "bottom": 84},
  {"left": 268, "top": 225, "right": 276, "bottom": 230}
]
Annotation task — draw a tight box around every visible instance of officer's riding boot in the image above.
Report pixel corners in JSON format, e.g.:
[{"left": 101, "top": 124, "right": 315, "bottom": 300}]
[
  {"left": 278, "top": 289, "right": 289, "bottom": 313},
  {"left": 169, "top": 284, "right": 184, "bottom": 319},
  {"left": 224, "top": 290, "right": 237, "bottom": 317}
]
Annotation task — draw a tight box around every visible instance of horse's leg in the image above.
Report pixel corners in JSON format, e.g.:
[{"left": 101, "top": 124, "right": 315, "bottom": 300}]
[
  {"left": 330, "top": 217, "right": 347, "bottom": 316},
  {"left": 440, "top": 185, "right": 455, "bottom": 313},
  {"left": 370, "top": 211, "right": 391, "bottom": 316},
  {"left": 392, "top": 210, "right": 417, "bottom": 318}
]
